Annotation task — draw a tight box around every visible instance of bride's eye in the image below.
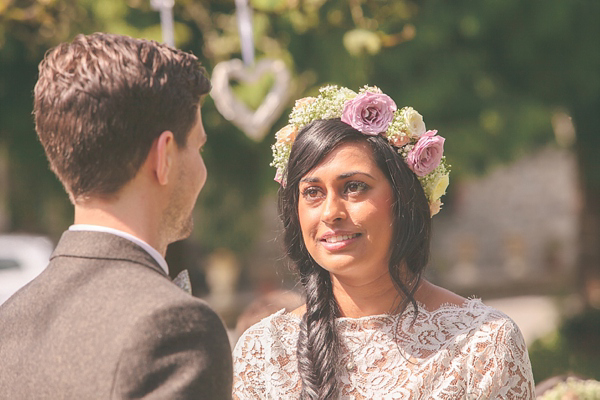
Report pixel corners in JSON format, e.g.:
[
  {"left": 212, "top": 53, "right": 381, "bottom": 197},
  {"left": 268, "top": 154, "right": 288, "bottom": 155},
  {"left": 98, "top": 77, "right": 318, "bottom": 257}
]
[
  {"left": 345, "top": 181, "right": 368, "bottom": 195},
  {"left": 301, "top": 187, "right": 324, "bottom": 201}
]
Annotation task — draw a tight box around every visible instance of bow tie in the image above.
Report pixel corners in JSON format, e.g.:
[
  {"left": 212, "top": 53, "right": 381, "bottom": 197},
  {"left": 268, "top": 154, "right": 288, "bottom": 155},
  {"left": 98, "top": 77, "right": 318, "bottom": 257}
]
[{"left": 173, "top": 269, "right": 192, "bottom": 295}]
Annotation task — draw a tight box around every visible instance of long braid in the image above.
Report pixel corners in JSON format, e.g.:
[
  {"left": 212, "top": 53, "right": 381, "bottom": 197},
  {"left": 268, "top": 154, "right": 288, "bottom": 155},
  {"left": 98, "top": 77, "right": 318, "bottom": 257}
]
[{"left": 296, "top": 262, "right": 340, "bottom": 399}]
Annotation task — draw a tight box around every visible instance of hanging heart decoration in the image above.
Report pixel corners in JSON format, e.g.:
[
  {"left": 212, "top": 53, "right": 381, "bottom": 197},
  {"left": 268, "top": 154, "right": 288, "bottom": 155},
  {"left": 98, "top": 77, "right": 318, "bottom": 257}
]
[{"left": 211, "top": 58, "right": 291, "bottom": 142}]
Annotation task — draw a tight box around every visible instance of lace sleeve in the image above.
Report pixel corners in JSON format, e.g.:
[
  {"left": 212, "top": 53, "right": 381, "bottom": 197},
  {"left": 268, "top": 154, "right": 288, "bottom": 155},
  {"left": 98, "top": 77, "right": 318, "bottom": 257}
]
[
  {"left": 232, "top": 323, "right": 268, "bottom": 400},
  {"left": 467, "top": 316, "right": 535, "bottom": 399}
]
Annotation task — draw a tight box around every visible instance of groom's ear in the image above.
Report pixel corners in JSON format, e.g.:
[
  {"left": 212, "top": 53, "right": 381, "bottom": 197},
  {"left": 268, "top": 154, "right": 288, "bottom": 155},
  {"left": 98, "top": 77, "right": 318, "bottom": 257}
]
[{"left": 152, "top": 130, "right": 177, "bottom": 186}]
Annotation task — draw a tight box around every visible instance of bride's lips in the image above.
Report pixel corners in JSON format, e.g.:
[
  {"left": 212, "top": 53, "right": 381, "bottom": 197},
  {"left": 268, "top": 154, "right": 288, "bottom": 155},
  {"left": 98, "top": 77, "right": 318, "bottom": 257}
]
[{"left": 319, "top": 231, "right": 362, "bottom": 251}]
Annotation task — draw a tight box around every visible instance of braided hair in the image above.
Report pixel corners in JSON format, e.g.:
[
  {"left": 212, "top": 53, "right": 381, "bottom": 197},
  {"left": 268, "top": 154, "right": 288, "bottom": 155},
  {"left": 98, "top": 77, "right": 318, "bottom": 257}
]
[{"left": 278, "top": 119, "right": 431, "bottom": 399}]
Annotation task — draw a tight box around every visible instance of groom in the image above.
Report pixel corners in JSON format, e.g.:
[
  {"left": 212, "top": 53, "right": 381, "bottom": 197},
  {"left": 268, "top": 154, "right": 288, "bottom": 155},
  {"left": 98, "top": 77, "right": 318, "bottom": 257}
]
[{"left": 0, "top": 33, "right": 232, "bottom": 399}]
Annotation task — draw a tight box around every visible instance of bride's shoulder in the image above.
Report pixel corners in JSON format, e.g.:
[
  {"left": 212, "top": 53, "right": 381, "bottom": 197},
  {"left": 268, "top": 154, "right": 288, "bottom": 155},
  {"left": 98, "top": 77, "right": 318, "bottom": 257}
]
[
  {"left": 428, "top": 297, "right": 526, "bottom": 346},
  {"left": 417, "top": 282, "right": 516, "bottom": 329}
]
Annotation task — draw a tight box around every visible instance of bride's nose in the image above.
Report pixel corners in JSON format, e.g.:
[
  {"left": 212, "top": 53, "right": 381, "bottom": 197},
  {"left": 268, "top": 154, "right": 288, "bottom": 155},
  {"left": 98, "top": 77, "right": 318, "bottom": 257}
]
[{"left": 321, "top": 193, "right": 347, "bottom": 224}]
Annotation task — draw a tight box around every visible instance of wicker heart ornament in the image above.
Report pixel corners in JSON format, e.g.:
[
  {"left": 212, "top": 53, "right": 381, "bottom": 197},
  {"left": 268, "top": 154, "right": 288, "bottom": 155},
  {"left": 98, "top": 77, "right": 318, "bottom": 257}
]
[{"left": 211, "top": 58, "right": 291, "bottom": 141}]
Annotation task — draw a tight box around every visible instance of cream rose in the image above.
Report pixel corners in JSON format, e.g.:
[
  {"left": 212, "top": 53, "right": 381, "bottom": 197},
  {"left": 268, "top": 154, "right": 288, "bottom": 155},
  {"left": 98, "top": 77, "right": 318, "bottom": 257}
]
[
  {"left": 403, "top": 107, "right": 426, "bottom": 139},
  {"left": 430, "top": 173, "right": 450, "bottom": 201}
]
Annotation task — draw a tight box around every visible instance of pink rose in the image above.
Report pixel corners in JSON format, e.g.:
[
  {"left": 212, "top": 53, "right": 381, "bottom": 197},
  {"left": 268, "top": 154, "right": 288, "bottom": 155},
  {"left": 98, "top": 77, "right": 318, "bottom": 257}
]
[
  {"left": 341, "top": 91, "right": 397, "bottom": 135},
  {"left": 406, "top": 130, "right": 445, "bottom": 176}
]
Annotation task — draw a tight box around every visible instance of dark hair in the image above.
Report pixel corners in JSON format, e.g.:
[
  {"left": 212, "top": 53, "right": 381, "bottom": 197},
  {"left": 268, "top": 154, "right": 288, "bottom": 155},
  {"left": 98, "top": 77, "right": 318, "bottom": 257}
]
[
  {"left": 278, "top": 119, "right": 431, "bottom": 399},
  {"left": 34, "top": 33, "right": 211, "bottom": 201}
]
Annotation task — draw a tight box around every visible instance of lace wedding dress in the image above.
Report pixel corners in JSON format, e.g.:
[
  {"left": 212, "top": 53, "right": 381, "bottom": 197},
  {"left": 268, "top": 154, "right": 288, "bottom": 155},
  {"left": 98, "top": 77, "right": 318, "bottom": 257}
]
[{"left": 232, "top": 298, "right": 534, "bottom": 399}]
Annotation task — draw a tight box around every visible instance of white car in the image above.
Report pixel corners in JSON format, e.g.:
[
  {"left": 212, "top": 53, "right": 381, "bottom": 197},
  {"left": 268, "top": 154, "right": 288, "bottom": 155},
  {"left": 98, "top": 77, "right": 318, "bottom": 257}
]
[{"left": 0, "top": 234, "right": 53, "bottom": 305}]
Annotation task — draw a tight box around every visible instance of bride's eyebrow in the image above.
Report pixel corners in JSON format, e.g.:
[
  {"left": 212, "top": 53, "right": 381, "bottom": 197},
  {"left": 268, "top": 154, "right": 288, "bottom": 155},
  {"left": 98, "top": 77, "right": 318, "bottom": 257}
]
[
  {"left": 300, "top": 176, "right": 320, "bottom": 183},
  {"left": 338, "top": 171, "right": 376, "bottom": 180},
  {"left": 300, "top": 171, "right": 377, "bottom": 183}
]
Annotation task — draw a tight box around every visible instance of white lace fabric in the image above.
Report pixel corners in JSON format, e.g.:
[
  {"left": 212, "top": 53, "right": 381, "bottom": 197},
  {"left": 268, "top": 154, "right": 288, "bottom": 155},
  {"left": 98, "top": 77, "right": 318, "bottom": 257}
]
[{"left": 232, "top": 298, "right": 535, "bottom": 399}]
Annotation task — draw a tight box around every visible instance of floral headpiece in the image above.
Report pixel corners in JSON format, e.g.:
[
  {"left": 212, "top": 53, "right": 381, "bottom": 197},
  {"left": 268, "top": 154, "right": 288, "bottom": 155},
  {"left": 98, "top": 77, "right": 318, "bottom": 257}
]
[{"left": 271, "top": 85, "right": 450, "bottom": 216}]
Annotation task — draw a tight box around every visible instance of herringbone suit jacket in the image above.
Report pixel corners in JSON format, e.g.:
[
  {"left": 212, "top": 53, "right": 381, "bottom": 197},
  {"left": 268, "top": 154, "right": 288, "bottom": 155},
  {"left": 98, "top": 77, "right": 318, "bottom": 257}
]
[{"left": 0, "top": 230, "right": 233, "bottom": 399}]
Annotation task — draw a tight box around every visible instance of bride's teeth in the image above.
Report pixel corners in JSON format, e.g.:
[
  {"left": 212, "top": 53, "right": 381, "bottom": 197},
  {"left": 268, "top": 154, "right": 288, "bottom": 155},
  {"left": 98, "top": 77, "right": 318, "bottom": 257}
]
[{"left": 325, "top": 234, "right": 357, "bottom": 243}]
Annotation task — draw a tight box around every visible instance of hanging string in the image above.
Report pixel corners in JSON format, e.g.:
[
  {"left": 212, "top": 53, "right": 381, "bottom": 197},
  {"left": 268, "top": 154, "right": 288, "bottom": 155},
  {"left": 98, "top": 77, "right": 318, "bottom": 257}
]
[
  {"left": 235, "top": 0, "right": 255, "bottom": 67},
  {"left": 151, "top": 0, "right": 175, "bottom": 47}
]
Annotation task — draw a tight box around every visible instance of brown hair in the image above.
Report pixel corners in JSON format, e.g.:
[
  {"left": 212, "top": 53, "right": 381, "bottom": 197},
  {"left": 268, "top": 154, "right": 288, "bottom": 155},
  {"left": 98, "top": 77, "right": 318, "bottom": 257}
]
[{"left": 34, "top": 33, "right": 211, "bottom": 201}]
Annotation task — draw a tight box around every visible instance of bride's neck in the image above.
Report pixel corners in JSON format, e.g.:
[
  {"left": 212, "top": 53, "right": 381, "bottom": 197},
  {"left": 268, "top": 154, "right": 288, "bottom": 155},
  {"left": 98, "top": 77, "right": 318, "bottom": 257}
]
[{"left": 331, "top": 272, "right": 410, "bottom": 318}]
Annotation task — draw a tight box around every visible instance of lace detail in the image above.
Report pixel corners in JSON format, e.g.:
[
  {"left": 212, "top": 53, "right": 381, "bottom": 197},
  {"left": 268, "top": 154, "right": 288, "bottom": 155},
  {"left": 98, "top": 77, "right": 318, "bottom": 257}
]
[{"left": 232, "top": 298, "right": 534, "bottom": 399}]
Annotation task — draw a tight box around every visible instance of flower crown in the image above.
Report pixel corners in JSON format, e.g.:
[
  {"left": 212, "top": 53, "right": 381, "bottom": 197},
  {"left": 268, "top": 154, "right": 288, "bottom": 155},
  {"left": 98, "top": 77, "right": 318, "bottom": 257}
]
[{"left": 271, "top": 85, "right": 450, "bottom": 216}]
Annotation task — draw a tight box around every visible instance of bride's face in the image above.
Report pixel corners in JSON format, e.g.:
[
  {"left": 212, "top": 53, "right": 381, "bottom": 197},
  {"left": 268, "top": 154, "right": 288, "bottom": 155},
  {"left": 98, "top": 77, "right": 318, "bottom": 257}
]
[{"left": 297, "top": 141, "right": 395, "bottom": 284}]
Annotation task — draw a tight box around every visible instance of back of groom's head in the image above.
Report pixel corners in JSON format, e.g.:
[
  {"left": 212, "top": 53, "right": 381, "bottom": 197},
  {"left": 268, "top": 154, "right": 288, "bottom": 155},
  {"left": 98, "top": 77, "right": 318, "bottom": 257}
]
[{"left": 34, "top": 33, "right": 211, "bottom": 202}]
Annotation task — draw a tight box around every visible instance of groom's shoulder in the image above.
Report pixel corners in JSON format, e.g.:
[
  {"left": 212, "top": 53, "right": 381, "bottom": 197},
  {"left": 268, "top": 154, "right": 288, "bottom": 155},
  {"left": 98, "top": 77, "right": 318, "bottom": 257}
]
[
  {"left": 114, "top": 268, "right": 220, "bottom": 325},
  {"left": 85, "top": 257, "right": 216, "bottom": 323}
]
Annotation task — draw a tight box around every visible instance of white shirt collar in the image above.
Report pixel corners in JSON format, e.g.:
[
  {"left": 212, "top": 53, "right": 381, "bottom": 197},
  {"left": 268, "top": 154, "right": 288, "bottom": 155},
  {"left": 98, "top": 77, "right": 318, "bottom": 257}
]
[{"left": 68, "top": 224, "right": 169, "bottom": 275}]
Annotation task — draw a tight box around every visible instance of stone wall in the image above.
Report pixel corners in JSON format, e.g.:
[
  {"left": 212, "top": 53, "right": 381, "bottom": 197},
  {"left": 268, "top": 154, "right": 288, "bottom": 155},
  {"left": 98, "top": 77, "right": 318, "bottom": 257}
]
[{"left": 430, "top": 146, "right": 579, "bottom": 296}]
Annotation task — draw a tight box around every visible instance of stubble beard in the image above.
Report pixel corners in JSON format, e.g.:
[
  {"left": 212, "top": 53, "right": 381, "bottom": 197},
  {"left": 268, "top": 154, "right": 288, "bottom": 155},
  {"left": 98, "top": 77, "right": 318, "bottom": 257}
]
[
  {"left": 162, "top": 190, "right": 196, "bottom": 245},
  {"left": 165, "top": 206, "right": 194, "bottom": 245},
  {"left": 178, "top": 212, "right": 194, "bottom": 241}
]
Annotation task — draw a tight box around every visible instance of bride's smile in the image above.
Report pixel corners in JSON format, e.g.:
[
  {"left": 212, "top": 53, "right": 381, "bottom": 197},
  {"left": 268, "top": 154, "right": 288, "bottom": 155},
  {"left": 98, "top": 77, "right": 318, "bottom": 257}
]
[{"left": 319, "top": 231, "right": 361, "bottom": 249}]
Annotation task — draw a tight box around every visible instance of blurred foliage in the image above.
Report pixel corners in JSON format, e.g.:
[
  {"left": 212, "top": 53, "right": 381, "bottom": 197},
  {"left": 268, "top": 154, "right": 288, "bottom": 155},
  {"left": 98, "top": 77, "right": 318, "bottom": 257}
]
[
  {"left": 529, "top": 308, "right": 600, "bottom": 383},
  {"left": 1, "top": 0, "right": 599, "bottom": 269}
]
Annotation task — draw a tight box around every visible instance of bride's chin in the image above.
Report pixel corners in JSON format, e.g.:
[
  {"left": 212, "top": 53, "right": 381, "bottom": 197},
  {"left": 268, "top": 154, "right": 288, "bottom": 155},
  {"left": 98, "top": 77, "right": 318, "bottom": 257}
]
[{"left": 328, "top": 266, "right": 395, "bottom": 288}]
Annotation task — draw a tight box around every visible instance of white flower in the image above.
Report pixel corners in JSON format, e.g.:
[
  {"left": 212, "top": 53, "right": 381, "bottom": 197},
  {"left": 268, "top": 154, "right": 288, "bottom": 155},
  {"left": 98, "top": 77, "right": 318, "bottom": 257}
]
[
  {"left": 430, "top": 173, "right": 450, "bottom": 201},
  {"left": 403, "top": 107, "right": 426, "bottom": 139}
]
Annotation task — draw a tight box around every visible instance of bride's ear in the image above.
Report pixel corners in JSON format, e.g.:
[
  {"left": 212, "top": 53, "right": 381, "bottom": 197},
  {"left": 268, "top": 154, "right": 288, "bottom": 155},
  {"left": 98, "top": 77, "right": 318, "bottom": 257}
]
[{"left": 152, "top": 130, "right": 176, "bottom": 186}]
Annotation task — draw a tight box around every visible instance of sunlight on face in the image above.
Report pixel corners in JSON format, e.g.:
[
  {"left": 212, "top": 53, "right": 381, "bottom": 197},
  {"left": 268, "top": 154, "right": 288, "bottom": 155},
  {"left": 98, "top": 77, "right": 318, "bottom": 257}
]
[{"left": 298, "top": 141, "right": 395, "bottom": 284}]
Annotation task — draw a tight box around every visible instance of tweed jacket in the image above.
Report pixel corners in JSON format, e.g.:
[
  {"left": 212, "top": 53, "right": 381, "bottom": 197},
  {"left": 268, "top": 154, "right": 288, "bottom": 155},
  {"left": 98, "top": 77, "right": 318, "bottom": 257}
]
[{"left": 0, "top": 230, "right": 233, "bottom": 399}]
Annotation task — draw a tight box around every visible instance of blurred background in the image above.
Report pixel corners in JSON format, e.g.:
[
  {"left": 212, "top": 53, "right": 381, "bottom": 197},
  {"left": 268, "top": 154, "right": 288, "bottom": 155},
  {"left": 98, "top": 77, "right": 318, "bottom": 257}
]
[{"left": 1, "top": 0, "right": 599, "bottom": 384}]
